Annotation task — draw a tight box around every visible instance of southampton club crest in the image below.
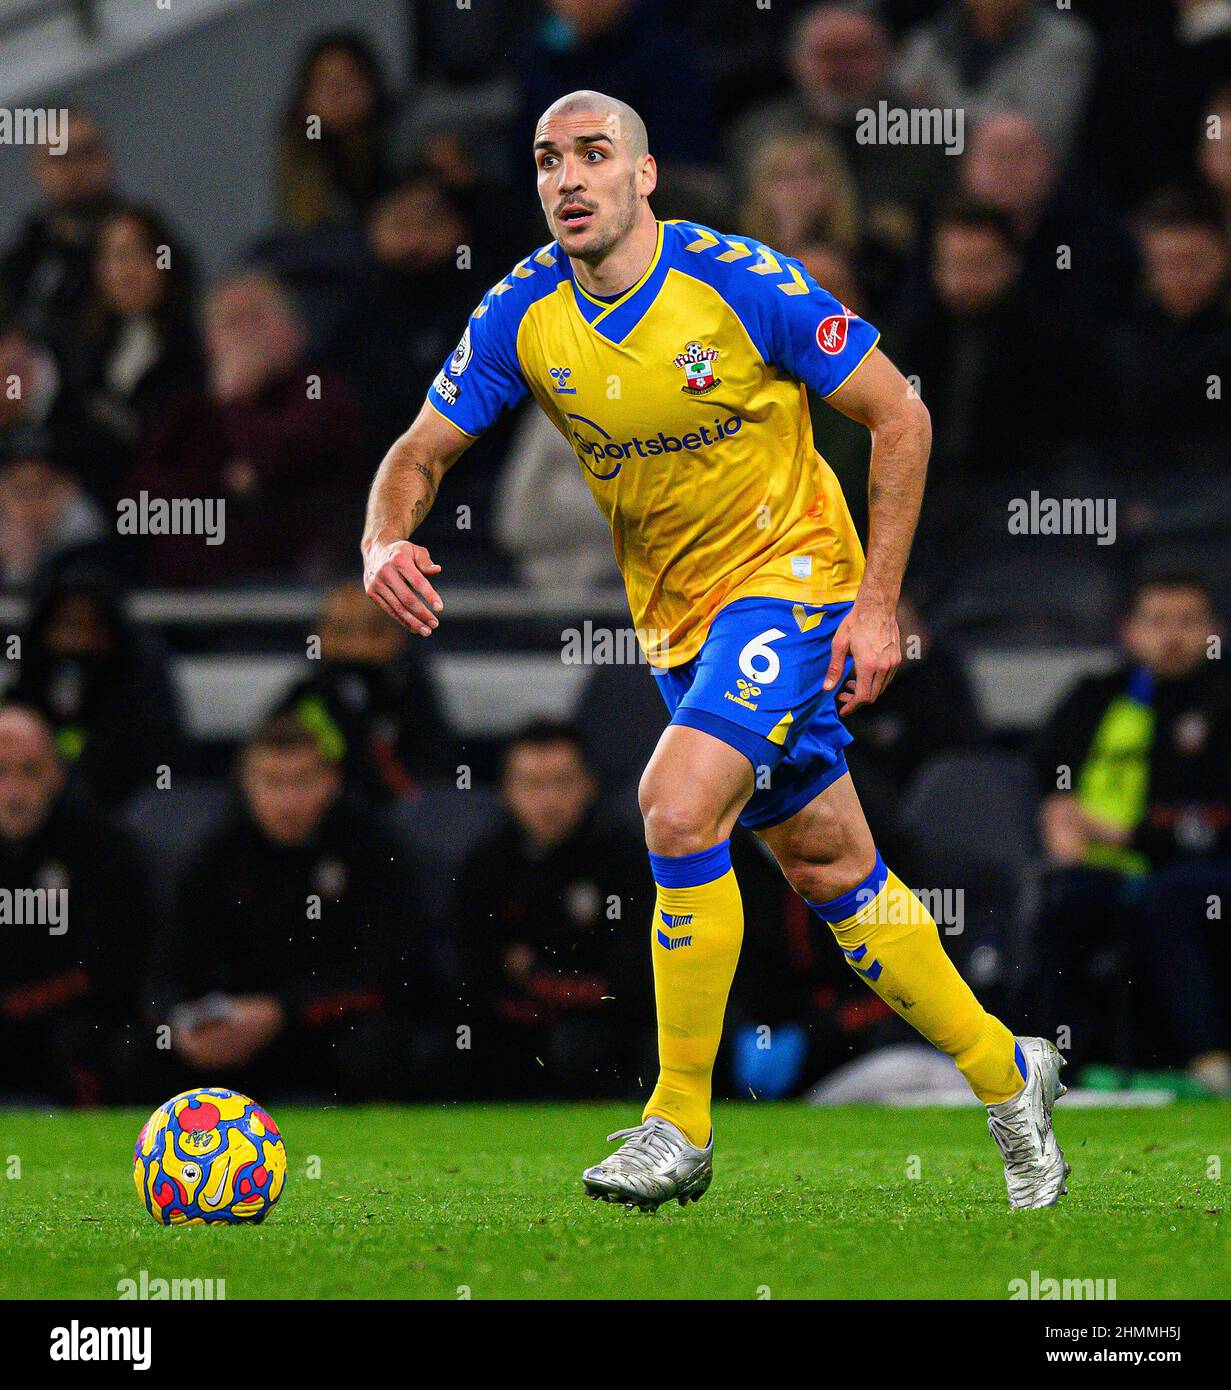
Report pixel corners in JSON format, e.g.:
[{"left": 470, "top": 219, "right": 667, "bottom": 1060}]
[{"left": 673, "top": 340, "right": 721, "bottom": 395}]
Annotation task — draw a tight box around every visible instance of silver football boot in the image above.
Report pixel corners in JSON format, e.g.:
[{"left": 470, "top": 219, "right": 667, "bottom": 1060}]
[
  {"left": 987, "top": 1036, "right": 1070, "bottom": 1210},
  {"left": 582, "top": 1116, "right": 713, "bottom": 1211}
]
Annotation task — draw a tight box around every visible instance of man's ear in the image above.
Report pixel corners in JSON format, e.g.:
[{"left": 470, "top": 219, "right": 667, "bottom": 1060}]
[{"left": 638, "top": 154, "right": 658, "bottom": 198}]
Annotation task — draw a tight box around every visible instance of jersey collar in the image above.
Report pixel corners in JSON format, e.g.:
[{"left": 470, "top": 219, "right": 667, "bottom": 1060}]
[{"left": 564, "top": 220, "right": 669, "bottom": 344}]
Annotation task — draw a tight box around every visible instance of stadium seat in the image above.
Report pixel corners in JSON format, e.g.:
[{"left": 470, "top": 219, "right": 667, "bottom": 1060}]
[
  {"left": 897, "top": 750, "right": 1042, "bottom": 1003},
  {"left": 386, "top": 779, "right": 504, "bottom": 929},
  {"left": 932, "top": 550, "right": 1119, "bottom": 648},
  {"left": 899, "top": 749, "right": 1040, "bottom": 873}
]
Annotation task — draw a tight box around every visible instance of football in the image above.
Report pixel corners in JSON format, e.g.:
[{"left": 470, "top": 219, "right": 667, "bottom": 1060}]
[{"left": 133, "top": 1088, "right": 287, "bottom": 1226}]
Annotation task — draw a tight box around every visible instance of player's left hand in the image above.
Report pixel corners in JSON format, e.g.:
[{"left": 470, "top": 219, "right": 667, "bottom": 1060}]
[{"left": 824, "top": 599, "right": 901, "bottom": 716}]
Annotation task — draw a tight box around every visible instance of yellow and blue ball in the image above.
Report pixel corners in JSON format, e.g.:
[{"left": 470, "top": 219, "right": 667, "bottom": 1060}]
[{"left": 133, "top": 1088, "right": 287, "bottom": 1225}]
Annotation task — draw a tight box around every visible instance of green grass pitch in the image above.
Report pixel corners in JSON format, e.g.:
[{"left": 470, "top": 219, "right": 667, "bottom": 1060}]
[{"left": 2, "top": 1101, "right": 1228, "bottom": 1300}]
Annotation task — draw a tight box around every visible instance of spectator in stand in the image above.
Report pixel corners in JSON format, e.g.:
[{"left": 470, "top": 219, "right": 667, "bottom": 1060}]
[
  {"left": 272, "top": 582, "right": 457, "bottom": 799},
  {"left": 0, "top": 703, "right": 151, "bottom": 1104},
  {"left": 887, "top": 197, "right": 1093, "bottom": 567},
  {"left": 895, "top": 0, "right": 1097, "bottom": 160},
  {"left": 10, "top": 565, "right": 183, "bottom": 807},
  {"left": 130, "top": 269, "right": 365, "bottom": 584},
  {"left": 1032, "top": 573, "right": 1231, "bottom": 1089},
  {"left": 0, "top": 110, "right": 118, "bottom": 352},
  {"left": 158, "top": 714, "right": 433, "bottom": 1100},
  {"left": 0, "top": 318, "right": 125, "bottom": 505},
  {"left": 69, "top": 205, "right": 203, "bottom": 474},
  {"left": 276, "top": 31, "right": 397, "bottom": 232},
  {"left": 325, "top": 165, "right": 478, "bottom": 456},
  {"left": 516, "top": 0, "right": 717, "bottom": 227},
  {"left": 452, "top": 720, "right": 654, "bottom": 1098},
  {"left": 738, "top": 128, "right": 859, "bottom": 256},
  {"left": 958, "top": 110, "right": 1136, "bottom": 324},
  {"left": 728, "top": 5, "right": 949, "bottom": 268},
  {"left": 0, "top": 445, "right": 110, "bottom": 590},
  {"left": 1105, "top": 186, "right": 1231, "bottom": 500}
]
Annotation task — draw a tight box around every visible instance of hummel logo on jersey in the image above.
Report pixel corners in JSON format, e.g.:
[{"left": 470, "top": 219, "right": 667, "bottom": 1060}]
[
  {"left": 549, "top": 366, "right": 576, "bottom": 394},
  {"left": 673, "top": 340, "right": 721, "bottom": 394}
]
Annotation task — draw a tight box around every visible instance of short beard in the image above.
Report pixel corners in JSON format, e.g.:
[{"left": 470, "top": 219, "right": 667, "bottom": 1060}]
[{"left": 564, "top": 177, "right": 641, "bottom": 264}]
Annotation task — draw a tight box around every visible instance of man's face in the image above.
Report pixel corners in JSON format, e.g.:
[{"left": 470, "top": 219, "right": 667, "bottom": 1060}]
[
  {"left": 303, "top": 47, "right": 376, "bottom": 135},
  {"left": 96, "top": 213, "right": 163, "bottom": 318},
  {"left": 794, "top": 9, "right": 888, "bottom": 114},
  {"left": 962, "top": 115, "right": 1057, "bottom": 221},
  {"left": 241, "top": 746, "right": 340, "bottom": 846},
  {"left": 0, "top": 458, "right": 73, "bottom": 542},
  {"left": 32, "top": 114, "right": 113, "bottom": 214},
  {"left": 368, "top": 181, "right": 464, "bottom": 273},
  {"left": 0, "top": 717, "right": 63, "bottom": 840},
  {"left": 1141, "top": 225, "right": 1229, "bottom": 322},
  {"left": 1123, "top": 586, "right": 1215, "bottom": 680},
  {"left": 502, "top": 740, "right": 595, "bottom": 849},
  {"left": 933, "top": 225, "right": 1020, "bottom": 315},
  {"left": 534, "top": 107, "right": 650, "bottom": 261},
  {"left": 205, "top": 279, "right": 302, "bottom": 376}
]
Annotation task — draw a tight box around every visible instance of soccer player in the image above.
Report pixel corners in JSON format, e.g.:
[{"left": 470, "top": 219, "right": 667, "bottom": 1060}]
[{"left": 362, "top": 91, "right": 1068, "bottom": 1211}]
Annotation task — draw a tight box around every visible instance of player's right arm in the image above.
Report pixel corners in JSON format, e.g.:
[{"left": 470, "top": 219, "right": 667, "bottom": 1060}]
[{"left": 362, "top": 403, "right": 473, "bottom": 635}]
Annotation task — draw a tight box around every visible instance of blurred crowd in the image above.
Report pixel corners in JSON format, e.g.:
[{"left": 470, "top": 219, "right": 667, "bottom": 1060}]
[
  {"left": 1, "top": 1, "right": 1230, "bottom": 604},
  {"left": 1, "top": 0, "right": 1230, "bottom": 1104}
]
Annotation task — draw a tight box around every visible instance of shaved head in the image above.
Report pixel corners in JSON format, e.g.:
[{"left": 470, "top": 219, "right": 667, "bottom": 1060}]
[
  {"left": 533, "top": 89, "right": 657, "bottom": 272},
  {"left": 535, "top": 90, "right": 648, "bottom": 160}
]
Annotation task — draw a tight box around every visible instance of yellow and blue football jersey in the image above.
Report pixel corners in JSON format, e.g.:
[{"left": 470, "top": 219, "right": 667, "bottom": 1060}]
[{"left": 428, "top": 219, "right": 879, "bottom": 670}]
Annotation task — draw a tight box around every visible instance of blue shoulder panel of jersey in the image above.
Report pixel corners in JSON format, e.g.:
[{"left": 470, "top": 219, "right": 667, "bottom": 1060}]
[
  {"left": 426, "top": 243, "right": 565, "bottom": 437},
  {"left": 661, "top": 220, "right": 880, "bottom": 399}
]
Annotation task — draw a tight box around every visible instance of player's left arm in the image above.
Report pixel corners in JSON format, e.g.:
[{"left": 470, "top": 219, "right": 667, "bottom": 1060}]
[{"left": 822, "top": 348, "right": 932, "bottom": 715}]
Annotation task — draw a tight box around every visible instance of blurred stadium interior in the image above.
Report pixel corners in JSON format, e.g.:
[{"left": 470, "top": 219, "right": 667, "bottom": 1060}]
[{"left": 0, "top": 0, "right": 1229, "bottom": 1109}]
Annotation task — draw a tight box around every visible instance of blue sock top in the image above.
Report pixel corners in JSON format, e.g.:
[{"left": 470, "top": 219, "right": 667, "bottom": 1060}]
[
  {"left": 649, "top": 839, "right": 732, "bottom": 888},
  {"left": 806, "top": 851, "right": 888, "bottom": 923}
]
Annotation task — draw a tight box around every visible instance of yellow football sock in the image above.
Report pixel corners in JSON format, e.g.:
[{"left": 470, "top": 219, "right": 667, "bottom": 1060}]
[
  {"left": 643, "top": 840, "right": 743, "bottom": 1147},
  {"left": 809, "top": 854, "right": 1026, "bottom": 1104}
]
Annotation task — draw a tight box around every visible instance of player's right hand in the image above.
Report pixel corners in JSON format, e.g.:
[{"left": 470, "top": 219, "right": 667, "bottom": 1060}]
[{"left": 363, "top": 538, "right": 444, "bottom": 636}]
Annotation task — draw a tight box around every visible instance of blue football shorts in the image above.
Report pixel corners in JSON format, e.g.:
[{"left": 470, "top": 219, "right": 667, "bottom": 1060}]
[{"left": 652, "top": 596, "right": 855, "bottom": 831}]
